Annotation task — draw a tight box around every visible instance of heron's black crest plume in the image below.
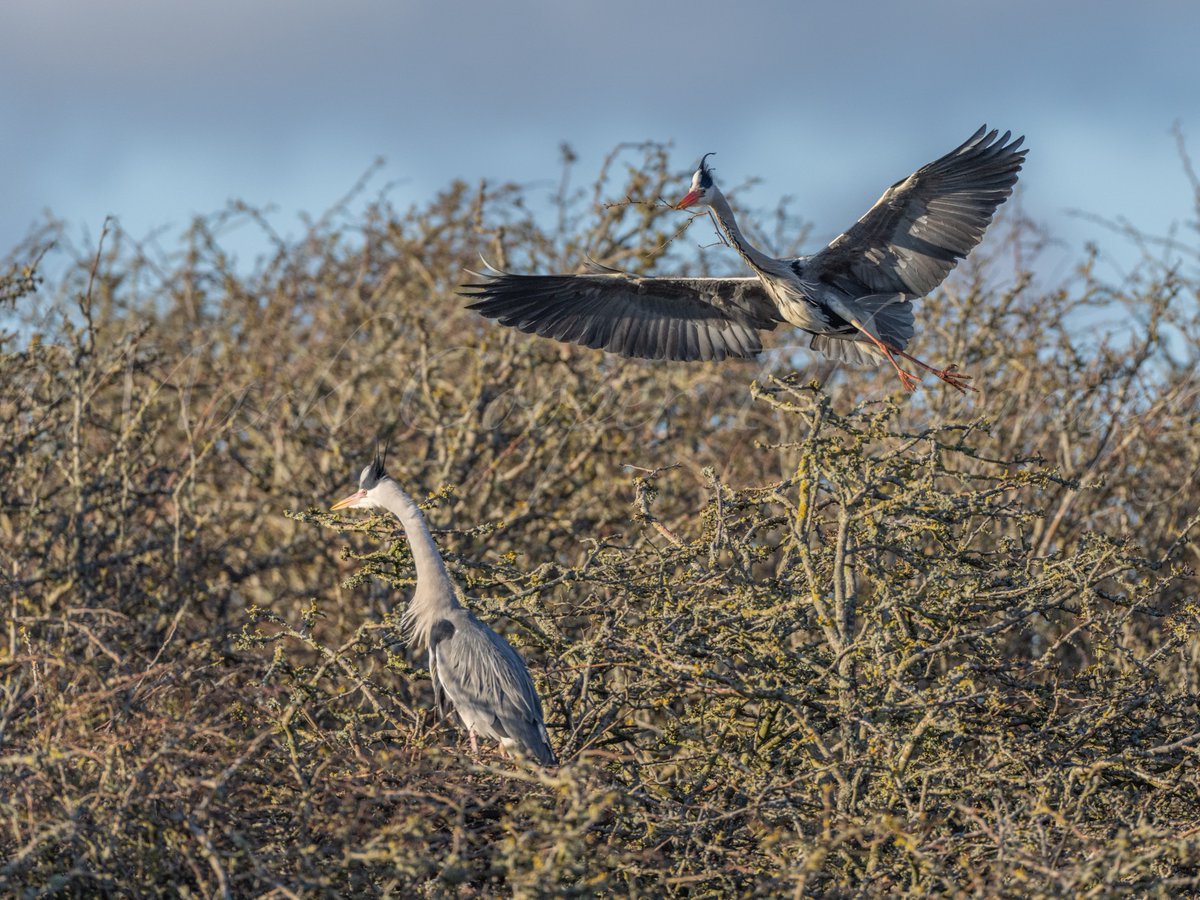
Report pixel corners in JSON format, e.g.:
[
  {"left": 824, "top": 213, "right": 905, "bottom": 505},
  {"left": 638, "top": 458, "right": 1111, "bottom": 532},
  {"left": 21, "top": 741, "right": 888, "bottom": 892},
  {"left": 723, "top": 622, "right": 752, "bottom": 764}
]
[
  {"left": 697, "top": 152, "right": 716, "bottom": 188},
  {"left": 361, "top": 441, "right": 389, "bottom": 489}
]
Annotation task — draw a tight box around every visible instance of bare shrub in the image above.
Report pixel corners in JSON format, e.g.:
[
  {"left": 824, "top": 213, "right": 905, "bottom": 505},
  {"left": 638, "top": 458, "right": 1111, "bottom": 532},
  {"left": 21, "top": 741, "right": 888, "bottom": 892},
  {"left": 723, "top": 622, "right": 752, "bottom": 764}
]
[{"left": 1, "top": 145, "right": 1198, "bottom": 895}]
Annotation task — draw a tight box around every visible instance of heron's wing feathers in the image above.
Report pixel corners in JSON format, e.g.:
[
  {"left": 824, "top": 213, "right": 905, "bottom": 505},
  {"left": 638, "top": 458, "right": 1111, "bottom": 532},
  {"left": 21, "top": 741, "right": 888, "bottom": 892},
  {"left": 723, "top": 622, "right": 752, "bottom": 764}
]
[
  {"left": 462, "top": 271, "right": 782, "bottom": 362},
  {"left": 434, "top": 609, "right": 557, "bottom": 765},
  {"left": 808, "top": 126, "right": 1026, "bottom": 296},
  {"left": 429, "top": 647, "right": 448, "bottom": 717},
  {"left": 427, "top": 618, "right": 454, "bottom": 718}
]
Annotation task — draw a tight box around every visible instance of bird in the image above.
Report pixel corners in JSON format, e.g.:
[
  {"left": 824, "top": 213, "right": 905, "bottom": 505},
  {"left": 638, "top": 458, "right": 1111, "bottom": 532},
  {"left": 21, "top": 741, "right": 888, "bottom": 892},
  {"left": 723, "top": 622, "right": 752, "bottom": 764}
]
[
  {"left": 462, "top": 125, "right": 1027, "bottom": 393},
  {"left": 331, "top": 448, "right": 558, "bottom": 766}
]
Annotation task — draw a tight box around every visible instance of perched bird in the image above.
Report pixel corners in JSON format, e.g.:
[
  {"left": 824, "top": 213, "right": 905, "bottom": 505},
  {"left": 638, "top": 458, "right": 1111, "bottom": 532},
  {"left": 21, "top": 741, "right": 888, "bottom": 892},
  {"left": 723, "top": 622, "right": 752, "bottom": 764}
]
[
  {"left": 331, "top": 450, "right": 557, "bottom": 765},
  {"left": 463, "top": 126, "right": 1027, "bottom": 393}
]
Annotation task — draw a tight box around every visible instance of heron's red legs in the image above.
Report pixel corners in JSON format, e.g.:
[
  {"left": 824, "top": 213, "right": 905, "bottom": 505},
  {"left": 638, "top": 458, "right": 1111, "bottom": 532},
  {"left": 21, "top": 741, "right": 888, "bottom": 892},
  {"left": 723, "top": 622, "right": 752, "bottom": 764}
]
[
  {"left": 839, "top": 312, "right": 975, "bottom": 394},
  {"left": 848, "top": 325, "right": 920, "bottom": 391},
  {"left": 469, "top": 730, "right": 480, "bottom": 757}
]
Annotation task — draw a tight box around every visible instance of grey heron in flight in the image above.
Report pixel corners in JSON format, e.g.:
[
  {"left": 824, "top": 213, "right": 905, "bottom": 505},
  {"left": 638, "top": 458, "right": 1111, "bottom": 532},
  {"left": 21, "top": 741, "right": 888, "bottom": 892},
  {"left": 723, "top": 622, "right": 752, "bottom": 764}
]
[
  {"left": 332, "top": 451, "right": 557, "bottom": 766},
  {"left": 463, "top": 126, "right": 1027, "bottom": 393}
]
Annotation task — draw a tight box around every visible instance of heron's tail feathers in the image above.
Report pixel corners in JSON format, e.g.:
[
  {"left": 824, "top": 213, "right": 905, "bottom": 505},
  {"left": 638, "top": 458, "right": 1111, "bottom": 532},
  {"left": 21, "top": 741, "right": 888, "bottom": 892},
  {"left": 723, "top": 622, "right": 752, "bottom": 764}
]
[
  {"left": 810, "top": 293, "right": 915, "bottom": 369},
  {"left": 854, "top": 293, "right": 915, "bottom": 350},
  {"left": 809, "top": 334, "right": 886, "bottom": 368}
]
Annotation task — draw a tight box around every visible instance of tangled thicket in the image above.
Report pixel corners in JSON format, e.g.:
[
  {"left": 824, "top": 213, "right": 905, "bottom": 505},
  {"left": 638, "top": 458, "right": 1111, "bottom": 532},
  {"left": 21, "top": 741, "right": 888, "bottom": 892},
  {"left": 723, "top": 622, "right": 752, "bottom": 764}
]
[{"left": 2, "top": 144, "right": 1199, "bottom": 896}]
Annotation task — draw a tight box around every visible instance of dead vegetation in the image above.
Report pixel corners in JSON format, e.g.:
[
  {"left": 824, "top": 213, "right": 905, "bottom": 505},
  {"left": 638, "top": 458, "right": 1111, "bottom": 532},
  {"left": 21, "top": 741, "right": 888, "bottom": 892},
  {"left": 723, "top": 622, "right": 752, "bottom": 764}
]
[{"left": 2, "top": 144, "right": 1199, "bottom": 896}]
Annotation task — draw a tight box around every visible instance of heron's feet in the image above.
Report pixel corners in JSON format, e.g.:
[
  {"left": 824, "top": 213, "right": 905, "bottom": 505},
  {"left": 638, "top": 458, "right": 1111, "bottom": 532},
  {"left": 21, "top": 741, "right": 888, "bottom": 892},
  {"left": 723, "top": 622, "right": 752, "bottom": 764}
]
[
  {"left": 933, "top": 364, "right": 977, "bottom": 394},
  {"left": 894, "top": 367, "right": 920, "bottom": 392}
]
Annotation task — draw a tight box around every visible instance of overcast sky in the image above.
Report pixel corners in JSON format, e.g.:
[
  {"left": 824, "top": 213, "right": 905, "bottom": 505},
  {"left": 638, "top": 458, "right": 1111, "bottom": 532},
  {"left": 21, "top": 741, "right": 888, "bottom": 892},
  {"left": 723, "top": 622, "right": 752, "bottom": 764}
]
[{"left": 4, "top": 0, "right": 1198, "bottom": 279}]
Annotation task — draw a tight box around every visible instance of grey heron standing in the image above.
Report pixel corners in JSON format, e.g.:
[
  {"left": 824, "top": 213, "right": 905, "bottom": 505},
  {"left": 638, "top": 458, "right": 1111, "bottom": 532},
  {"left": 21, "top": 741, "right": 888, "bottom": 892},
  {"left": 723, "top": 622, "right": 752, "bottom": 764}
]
[
  {"left": 463, "top": 126, "right": 1027, "bottom": 393},
  {"left": 332, "top": 451, "right": 557, "bottom": 766}
]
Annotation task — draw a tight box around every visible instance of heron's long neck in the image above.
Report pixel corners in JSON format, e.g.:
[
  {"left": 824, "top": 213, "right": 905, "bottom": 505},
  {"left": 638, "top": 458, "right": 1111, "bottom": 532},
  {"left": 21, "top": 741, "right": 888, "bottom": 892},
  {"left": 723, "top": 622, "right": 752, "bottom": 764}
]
[
  {"left": 376, "top": 480, "right": 459, "bottom": 612},
  {"left": 708, "top": 189, "right": 783, "bottom": 275}
]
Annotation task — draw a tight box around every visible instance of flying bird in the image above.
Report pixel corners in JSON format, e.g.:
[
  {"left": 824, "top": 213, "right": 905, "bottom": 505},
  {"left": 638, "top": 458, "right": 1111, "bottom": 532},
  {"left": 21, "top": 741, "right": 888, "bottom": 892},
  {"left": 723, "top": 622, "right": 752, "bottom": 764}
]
[
  {"left": 462, "top": 126, "right": 1027, "bottom": 392},
  {"left": 332, "top": 450, "right": 557, "bottom": 766}
]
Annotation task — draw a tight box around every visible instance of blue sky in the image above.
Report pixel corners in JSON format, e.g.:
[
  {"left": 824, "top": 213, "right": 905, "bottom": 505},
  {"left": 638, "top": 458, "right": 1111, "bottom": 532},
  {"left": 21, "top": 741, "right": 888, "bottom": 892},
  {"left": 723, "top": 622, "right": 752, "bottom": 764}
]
[{"left": 4, "top": 0, "right": 1198, "bottom": 280}]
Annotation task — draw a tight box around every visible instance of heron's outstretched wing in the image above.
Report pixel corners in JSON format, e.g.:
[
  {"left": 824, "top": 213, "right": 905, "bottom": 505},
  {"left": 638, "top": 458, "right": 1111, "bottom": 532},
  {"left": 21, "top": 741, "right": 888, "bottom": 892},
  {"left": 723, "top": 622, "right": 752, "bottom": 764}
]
[
  {"left": 462, "top": 271, "right": 782, "bottom": 362},
  {"left": 807, "top": 126, "right": 1027, "bottom": 297},
  {"left": 434, "top": 609, "right": 557, "bottom": 766}
]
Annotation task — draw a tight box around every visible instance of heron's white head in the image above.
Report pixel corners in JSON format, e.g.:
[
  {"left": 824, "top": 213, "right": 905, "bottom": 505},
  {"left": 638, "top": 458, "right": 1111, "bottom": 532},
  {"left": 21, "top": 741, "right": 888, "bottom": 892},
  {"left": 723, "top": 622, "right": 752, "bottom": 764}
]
[
  {"left": 331, "top": 448, "right": 391, "bottom": 511},
  {"left": 677, "top": 153, "right": 718, "bottom": 210}
]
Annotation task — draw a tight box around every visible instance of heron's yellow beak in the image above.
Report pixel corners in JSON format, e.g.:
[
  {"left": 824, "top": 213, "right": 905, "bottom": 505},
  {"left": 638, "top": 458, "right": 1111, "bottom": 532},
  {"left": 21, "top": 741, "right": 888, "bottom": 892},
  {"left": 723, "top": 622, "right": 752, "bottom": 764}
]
[
  {"left": 677, "top": 189, "right": 702, "bottom": 209},
  {"left": 331, "top": 489, "right": 367, "bottom": 511}
]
